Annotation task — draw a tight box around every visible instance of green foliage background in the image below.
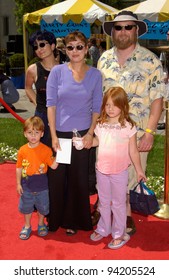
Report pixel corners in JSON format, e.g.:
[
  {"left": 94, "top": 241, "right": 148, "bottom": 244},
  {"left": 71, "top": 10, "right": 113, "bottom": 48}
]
[{"left": 14, "top": 0, "right": 59, "bottom": 34}]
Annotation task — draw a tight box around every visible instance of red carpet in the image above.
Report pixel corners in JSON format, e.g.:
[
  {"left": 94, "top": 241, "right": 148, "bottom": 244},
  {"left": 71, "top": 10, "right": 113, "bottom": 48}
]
[{"left": 0, "top": 163, "right": 169, "bottom": 260}]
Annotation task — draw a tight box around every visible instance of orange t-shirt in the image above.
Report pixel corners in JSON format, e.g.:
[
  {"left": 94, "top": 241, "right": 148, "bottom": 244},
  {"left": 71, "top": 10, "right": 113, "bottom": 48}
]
[{"left": 16, "top": 142, "right": 54, "bottom": 177}]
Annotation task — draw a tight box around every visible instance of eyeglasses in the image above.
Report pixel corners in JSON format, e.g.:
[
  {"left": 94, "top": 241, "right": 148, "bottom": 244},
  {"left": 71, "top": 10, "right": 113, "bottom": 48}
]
[
  {"left": 33, "top": 42, "right": 49, "bottom": 51},
  {"left": 114, "top": 25, "right": 137, "bottom": 31},
  {"left": 66, "top": 45, "right": 85, "bottom": 51}
]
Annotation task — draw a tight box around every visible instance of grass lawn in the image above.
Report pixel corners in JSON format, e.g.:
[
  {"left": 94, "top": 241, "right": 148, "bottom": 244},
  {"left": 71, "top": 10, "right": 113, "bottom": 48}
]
[
  {"left": 0, "top": 118, "right": 26, "bottom": 148},
  {"left": 0, "top": 118, "right": 165, "bottom": 175},
  {"left": 0, "top": 118, "right": 165, "bottom": 197},
  {"left": 147, "top": 133, "right": 165, "bottom": 177}
]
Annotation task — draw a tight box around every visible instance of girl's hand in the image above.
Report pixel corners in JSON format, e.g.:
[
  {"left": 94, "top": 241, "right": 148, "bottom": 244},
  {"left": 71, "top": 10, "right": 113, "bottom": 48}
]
[{"left": 137, "top": 173, "right": 147, "bottom": 183}]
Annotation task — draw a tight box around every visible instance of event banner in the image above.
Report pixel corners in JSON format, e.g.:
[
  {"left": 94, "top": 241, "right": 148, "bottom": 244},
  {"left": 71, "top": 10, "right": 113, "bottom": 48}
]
[
  {"left": 40, "top": 19, "right": 91, "bottom": 38},
  {"left": 141, "top": 19, "right": 169, "bottom": 40}
]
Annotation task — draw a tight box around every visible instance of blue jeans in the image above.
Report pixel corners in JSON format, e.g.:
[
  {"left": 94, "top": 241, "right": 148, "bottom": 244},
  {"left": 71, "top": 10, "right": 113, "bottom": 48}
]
[{"left": 19, "top": 189, "right": 49, "bottom": 215}]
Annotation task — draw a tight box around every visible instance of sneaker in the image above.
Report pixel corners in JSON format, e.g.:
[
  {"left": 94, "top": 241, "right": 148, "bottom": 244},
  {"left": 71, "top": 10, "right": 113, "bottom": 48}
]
[
  {"left": 0, "top": 105, "right": 16, "bottom": 113},
  {"left": 0, "top": 107, "right": 9, "bottom": 113}
]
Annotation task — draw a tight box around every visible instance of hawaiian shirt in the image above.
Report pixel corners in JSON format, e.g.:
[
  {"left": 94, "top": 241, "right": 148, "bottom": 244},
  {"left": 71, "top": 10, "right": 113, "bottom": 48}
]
[{"left": 97, "top": 43, "right": 165, "bottom": 133}]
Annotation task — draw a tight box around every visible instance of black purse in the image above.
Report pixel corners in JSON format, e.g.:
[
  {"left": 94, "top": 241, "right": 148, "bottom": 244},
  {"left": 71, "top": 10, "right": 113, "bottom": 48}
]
[{"left": 130, "top": 181, "right": 160, "bottom": 215}]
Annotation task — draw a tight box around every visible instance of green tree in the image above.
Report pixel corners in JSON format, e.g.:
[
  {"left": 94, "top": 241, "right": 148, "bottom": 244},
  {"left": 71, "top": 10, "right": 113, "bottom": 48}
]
[
  {"left": 14, "top": 0, "right": 61, "bottom": 34},
  {"left": 99, "top": 0, "right": 126, "bottom": 9},
  {"left": 99, "top": 1, "right": 141, "bottom": 10}
]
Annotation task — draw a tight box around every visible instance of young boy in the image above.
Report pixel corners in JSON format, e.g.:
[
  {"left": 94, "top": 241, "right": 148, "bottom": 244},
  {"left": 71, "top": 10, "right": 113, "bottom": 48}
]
[{"left": 16, "top": 116, "right": 58, "bottom": 240}]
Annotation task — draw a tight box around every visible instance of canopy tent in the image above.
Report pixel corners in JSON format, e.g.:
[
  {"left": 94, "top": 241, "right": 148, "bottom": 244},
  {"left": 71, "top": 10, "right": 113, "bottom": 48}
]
[
  {"left": 23, "top": 0, "right": 118, "bottom": 68},
  {"left": 24, "top": 0, "right": 118, "bottom": 24},
  {"left": 118, "top": 0, "right": 169, "bottom": 22}
]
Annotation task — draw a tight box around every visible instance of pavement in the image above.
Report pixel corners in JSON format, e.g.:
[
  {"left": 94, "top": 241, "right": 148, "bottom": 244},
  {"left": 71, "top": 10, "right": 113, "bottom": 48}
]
[
  {"left": 0, "top": 89, "right": 35, "bottom": 120},
  {"left": 0, "top": 89, "right": 166, "bottom": 136}
]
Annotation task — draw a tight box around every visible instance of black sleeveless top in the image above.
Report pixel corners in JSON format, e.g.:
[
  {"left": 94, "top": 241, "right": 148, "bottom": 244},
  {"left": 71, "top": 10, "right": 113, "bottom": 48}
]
[{"left": 35, "top": 62, "right": 50, "bottom": 113}]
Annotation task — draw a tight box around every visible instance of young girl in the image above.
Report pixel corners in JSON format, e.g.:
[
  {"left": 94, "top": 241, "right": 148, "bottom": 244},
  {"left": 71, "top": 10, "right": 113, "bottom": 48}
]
[{"left": 90, "top": 87, "right": 146, "bottom": 249}]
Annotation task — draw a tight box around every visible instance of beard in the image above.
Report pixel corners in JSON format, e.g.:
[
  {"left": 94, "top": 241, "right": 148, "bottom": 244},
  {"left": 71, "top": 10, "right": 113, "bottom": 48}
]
[{"left": 113, "top": 33, "right": 137, "bottom": 50}]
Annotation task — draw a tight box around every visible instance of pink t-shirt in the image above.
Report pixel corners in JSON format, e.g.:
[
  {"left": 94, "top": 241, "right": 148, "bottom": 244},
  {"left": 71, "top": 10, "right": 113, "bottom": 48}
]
[{"left": 95, "top": 122, "right": 137, "bottom": 174}]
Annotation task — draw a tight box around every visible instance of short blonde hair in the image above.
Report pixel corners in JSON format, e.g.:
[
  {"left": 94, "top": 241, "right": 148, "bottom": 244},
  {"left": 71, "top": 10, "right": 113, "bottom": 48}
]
[{"left": 24, "top": 116, "right": 44, "bottom": 132}]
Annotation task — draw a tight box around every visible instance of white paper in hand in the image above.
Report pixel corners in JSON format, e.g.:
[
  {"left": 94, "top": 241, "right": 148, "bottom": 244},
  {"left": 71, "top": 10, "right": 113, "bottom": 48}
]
[{"left": 56, "top": 138, "right": 72, "bottom": 164}]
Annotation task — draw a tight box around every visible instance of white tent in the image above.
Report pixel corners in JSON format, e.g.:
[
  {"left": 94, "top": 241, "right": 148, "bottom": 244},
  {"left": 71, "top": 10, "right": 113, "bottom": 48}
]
[
  {"left": 118, "top": 0, "right": 169, "bottom": 22},
  {"left": 24, "top": 0, "right": 118, "bottom": 24}
]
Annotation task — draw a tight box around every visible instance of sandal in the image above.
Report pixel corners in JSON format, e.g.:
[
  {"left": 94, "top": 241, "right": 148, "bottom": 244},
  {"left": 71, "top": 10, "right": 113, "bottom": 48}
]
[
  {"left": 108, "top": 234, "right": 130, "bottom": 250},
  {"left": 38, "top": 224, "right": 48, "bottom": 237},
  {"left": 66, "top": 229, "right": 77, "bottom": 236},
  {"left": 19, "top": 226, "right": 31, "bottom": 240},
  {"left": 90, "top": 231, "right": 103, "bottom": 241}
]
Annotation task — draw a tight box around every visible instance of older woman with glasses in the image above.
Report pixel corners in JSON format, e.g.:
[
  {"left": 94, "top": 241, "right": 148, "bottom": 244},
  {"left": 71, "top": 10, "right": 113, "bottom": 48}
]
[
  {"left": 25, "top": 30, "right": 59, "bottom": 144},
  {"left": 46, "top": 31, "right": 102, "bottom": 235}
]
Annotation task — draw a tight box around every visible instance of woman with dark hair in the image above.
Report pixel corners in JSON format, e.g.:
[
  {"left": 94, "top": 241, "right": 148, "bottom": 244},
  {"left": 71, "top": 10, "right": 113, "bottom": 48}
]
[
  {"left": 46, "top": 31, "right": 102, "bottom": 235},
  {"left": 25, "top": 30, "right": 59, "bottom": 144}
]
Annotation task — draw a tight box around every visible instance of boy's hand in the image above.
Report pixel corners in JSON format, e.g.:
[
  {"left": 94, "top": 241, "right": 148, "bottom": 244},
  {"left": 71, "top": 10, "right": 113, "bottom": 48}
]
[{"left": 17, "top": 184, "right": 23, "bottom": 195}]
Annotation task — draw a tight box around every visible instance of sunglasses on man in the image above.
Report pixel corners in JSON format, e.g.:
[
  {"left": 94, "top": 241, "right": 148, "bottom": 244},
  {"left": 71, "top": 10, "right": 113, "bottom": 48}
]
[{"left": 114, "top": 25, "right": 137, "bottom": 31}]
